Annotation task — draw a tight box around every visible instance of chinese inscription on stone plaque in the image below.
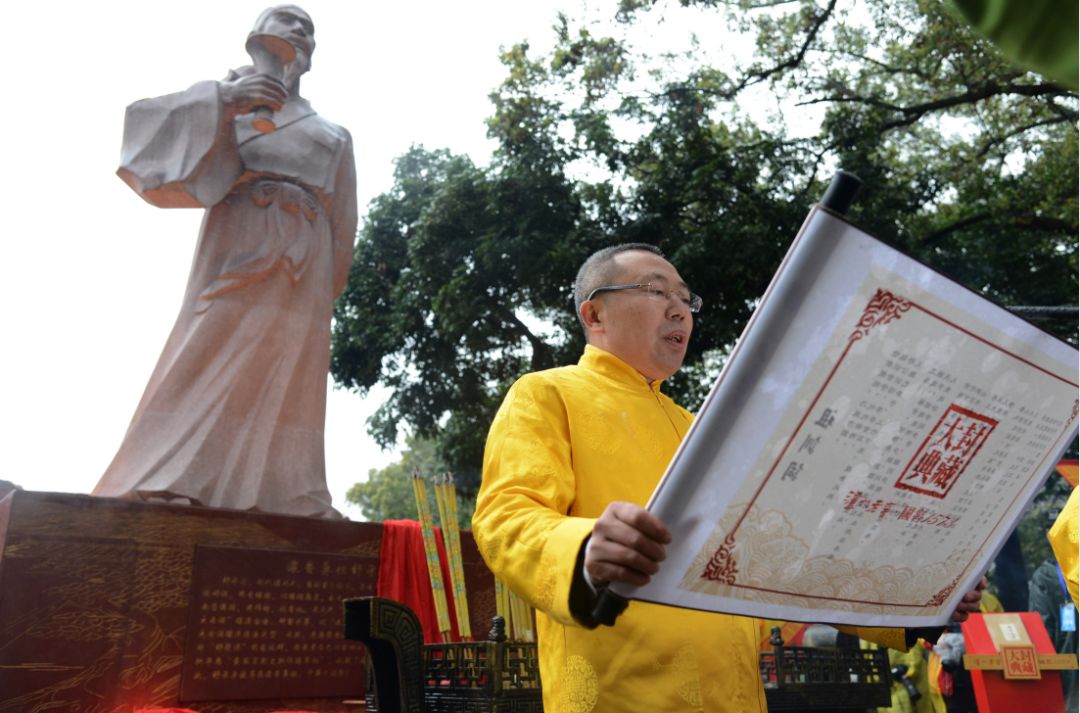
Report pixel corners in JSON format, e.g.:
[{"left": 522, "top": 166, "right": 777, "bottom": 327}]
[{"left": 181, "top": 545, "right": 377, "bottom": 702}]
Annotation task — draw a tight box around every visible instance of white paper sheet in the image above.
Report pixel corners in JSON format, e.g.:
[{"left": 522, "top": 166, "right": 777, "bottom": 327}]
[{"left": 613, "top": 207, "right": 1079, "bottom": 628}]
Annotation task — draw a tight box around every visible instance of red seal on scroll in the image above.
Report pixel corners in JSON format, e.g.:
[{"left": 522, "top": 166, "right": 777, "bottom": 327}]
[{"left": 896, "top": 404, "right": 997, "bottom": 499}]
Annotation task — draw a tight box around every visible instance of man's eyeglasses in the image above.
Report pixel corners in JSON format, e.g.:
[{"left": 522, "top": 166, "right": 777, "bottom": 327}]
[{"left": 586, "top": 283, "right": 703, "bottom": 313}]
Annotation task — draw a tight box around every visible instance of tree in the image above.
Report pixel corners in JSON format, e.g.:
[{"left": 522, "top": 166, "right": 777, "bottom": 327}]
[
  {"left": 345, "top": 434, "right": 473, "bottom": 528},
  {"left": 332, "top": 0, "right": 1078, "bottom": 496},
  {"left": 612, "top": 0, "right": 1077, "bottom": 332},
  {"left": 331, "top": 146, "right": 591, "bottom": 497}
]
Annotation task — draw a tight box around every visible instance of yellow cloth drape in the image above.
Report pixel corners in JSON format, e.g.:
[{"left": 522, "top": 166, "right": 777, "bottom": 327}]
[
  {"left": 1049, "top": 486, "right": 1079, "bottom": 607},
  {"left": 474, "top": 346, "right": 905, "bottom": 712}
]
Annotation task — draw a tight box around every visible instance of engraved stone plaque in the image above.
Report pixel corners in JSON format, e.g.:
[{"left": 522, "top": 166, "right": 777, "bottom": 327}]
[{"left": 181, "top": 545, "right": 377, "bottom": 702}]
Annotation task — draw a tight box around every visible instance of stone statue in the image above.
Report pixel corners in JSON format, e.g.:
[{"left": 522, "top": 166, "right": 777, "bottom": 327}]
[{"left": 93, "top": 6, "right": 357, "bottom": 518}]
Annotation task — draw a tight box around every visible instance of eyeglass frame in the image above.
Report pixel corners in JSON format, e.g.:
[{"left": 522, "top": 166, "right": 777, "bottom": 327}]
[{"left": 586, "top": 282, "right": 703, "bottom": 314}]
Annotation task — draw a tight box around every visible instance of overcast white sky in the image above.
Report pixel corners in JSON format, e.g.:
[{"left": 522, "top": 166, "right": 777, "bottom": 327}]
[{"left": 1, "top": 0, "right": 621, "bottom": 519}]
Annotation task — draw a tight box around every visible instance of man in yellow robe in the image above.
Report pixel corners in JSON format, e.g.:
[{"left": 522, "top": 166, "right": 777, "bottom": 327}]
[{"left": 473, "top": 243, "right": 986, "bottom": 712}]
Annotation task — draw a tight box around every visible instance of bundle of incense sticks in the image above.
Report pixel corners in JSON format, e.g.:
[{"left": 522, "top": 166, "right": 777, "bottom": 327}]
[
  {"left": 494, "top": 577, "right": 535, "bottom": 643},
  {"left": 434, "top": 472, "right": 471, "bottom": 640},
  {"left": 510, "top": 589, "right": 535, "bottom": 642},
  {"left": 410, "top": 469, "right": 452, "bottom": 641}
]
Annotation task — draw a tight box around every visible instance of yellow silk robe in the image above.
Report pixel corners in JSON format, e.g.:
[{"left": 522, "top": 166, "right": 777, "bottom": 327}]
[{"left": 473, "top": 346, "right": 905, "bottom": 712}]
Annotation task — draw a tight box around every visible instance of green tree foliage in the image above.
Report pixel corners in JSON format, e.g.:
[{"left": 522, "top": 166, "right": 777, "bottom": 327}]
[
  {"left": 345, "top": 435, "right": 474, "bottom": 527},
  {"left": 332, "top": 0, "right": 1078, "bottom": 497},
  {"left": 331, "top": 147, "right": 589, "bottom": 497},
  {"left": 1012, "top": 473, "right": 1074, "bottom": 580}
]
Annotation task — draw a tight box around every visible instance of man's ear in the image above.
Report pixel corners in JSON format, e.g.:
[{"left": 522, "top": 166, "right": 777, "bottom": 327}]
[{"left": 580, "top": 300, "right": 603, "bottom": 334}]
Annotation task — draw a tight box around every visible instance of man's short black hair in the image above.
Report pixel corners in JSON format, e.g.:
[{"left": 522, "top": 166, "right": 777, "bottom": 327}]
[{"left": 573, "top": 243, "right": 664, "bottom": 333}]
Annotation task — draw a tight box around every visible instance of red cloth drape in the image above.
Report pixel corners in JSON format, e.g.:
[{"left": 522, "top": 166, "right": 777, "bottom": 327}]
[{"left": 377, "top": 520, "right": 460, "bottom": 643}]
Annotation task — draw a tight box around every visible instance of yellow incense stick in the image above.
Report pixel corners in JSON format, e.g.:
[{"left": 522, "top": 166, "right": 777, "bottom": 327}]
[
  {"left": 509, "top": 589, "right": 533, "bottom": 642},
  {"left": 504, "top": 582, "right": 515, "bottom": 639},
  {"left": 495, "top": 576, "right": 507, "bottom": 622},
  {"left": 508, "top": 588, "right": 520, "bottom": 641},
  {"left": 432, "top": 473, "right": 465, "bottom": 639},
  {"left": 495, "top": 576, "right": 516, "bottom": 639},
  {"left": 439, "top": 473, "right": 472, "bottom": 640},
  {"left": 411, "top": 470, "right": 452, "bottom": 640}
]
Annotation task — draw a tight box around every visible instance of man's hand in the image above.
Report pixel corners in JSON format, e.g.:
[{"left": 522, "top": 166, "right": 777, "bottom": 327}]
[
  {"left": 220, "top": 74, "right": 287, "bottom": 118},
  {"left": 950, "top": 576, "right": 989, "bottom": 622},
  {"left": 585, "top": 502, "right": 671, "bottom": 588}
]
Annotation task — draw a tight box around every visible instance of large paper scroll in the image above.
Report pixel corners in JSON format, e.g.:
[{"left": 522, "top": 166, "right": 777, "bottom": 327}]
[{"left": 613, "top": 206, "right": 1079, "bottom": 628}]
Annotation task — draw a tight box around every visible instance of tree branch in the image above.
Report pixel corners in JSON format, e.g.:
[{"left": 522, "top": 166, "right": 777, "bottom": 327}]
[
  {"left": 797, "top": 81, "right": 1075, "bottom": 132},
  {"left": 816, "top": 47, "right": 934, "bottom": 82},
  {"left": 921, "top": 212, "right": 992, "bottom": 246},
  {"left": 1013, "top": 214, "right": 1079, "bottom": 234},
  {"left": 502, "top": 306, "right": 555, "bottom": 371},
  {"left": 725, "top": 0, "right": 838, "bottom": 97},
  {"left": 977, "top": 115, "right": 1077, "bottom": 157},
  {"left": 796, "top": 141, "right": 836, "bottom": 202},
  {"left": 922, "top": 210, "right": 1078, "bottom": 247},
  {"left": 714, "top": 0, "right": 803, "bottom": 7},
  {"left": 1046, "top": 97, "right": 1080, "bottom": 121}
]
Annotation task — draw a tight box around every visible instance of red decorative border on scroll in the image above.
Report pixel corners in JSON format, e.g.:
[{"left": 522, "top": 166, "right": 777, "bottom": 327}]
[
  {"left": 849, "top": 288, "right": 912, "bottom": 342},
  {"left": 698, "top": 287, "right": 1077, "bottom": 609},
  {"left": 701, "top": 534, "right": 738, "bottom": 584}
]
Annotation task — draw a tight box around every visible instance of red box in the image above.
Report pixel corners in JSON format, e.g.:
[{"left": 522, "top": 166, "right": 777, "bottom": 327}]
[{"left": 961, "top": 612, "right": 1065, "bottom": 712}]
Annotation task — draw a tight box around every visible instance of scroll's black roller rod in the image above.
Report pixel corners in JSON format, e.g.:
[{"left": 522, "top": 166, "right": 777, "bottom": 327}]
[{"left": 820, "top": 169, "right": 862, "bottom": 215}]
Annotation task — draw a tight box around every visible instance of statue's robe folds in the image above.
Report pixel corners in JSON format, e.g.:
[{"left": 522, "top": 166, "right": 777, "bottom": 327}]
[
  {"left": 473, "top": 346, "right": 906, "bottom": 712},
  {"left": 93, "top": 80, "right": 357, "bottom": 518}
]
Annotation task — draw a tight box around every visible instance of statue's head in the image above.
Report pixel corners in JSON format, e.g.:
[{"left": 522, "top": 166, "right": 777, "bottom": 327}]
[{"left": 252, "top": 5, "right": 315, "bottom": 73}]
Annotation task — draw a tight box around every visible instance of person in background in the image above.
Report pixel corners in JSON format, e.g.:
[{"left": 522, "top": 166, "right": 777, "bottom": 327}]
[
  {"left": 860, "top": 636, "right": 934, "bottom": 713},
  {"left": 1049, "top": 487, "right": 1079, "bottom": 607},
  {"left": 927, "top": 589, "right": 1003, "bottom": 713},
  {"left": 1029, "top": 553, "right": 1079, "bottom": 710}
]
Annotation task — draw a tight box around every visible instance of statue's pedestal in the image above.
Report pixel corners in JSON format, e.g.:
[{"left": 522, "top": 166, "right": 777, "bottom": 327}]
[{"left": 0, "top": 491, "right": 492, "bottom": 713}]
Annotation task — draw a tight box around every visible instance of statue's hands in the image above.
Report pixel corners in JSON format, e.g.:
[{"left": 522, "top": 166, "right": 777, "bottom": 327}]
[
  {"left": 585, "top": 502, "right": 671, "bottom": 588},
  {"left": 220, "top": 74, "right": 288, "bottom": 118}
]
